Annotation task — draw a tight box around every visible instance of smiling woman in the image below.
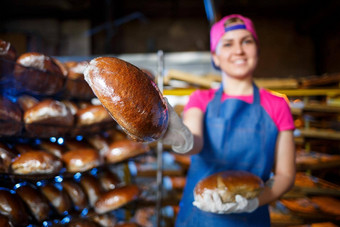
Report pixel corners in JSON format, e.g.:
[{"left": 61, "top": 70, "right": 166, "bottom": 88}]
[{"left": 172, "top": 14, "right": 296, "bottom": 227}]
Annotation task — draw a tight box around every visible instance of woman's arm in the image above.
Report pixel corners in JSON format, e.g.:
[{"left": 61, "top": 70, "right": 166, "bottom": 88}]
[
  {"left": 258, "top": 130, "right": 296, "bottom": 206},
  {"left": 182, "top": 107, "right": 205, "bottom": 155}
]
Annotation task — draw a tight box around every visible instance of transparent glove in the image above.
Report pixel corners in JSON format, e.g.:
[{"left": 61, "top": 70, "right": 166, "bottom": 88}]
[
  {"left": 193, "top": 190, "right": 259, "bottom": 214},
  {"left": 161, "top": 98, "right": 193, "bottom": 154}
]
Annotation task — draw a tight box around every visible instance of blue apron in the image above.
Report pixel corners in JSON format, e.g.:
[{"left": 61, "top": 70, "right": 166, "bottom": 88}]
[{"left": 175, "top": 83, "right": 278, "bottom": 226}]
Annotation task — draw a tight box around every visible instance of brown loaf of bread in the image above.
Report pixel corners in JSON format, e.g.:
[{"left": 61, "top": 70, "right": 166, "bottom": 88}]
[
  {"left": 40, "top": 184, "right": 72, "bottom": 215},
  {"left": 98, "top": 169, "right": 121, "bottom": 191},
  {"left": 17, "top": 95, "right": 39, "bottom": 112},
  {"left": 14, "top": 52, "right": 66, "bottom": 95},
  {"left": 80, "top": 174, "right": 103, "bottom": 207},
  {"left": 63, "top": 61, "right": 94, "bottom": 99},
  {"left": 94, "top": 185, "right": 139, "bottom": 214},
  {"left": 23, "top": 99, "right": 74, "bottom": 137},
  {"left": 62, "top": 148, "right": 101, "bottom": 173},
  {"left": 0, "top": 96, "right": 22, "bottom": 136},
  {"left": 11, "top": 151, "right": 63, "bottom": 175},
  {"left": 0, "top": 214, "right": 14, "bottom": 227},
  {"left": 194, "top": 170, "right": 264, "bottom": 203},
  {"left": 0, "top": 189, "right": 29, "bottom": 226},
  {"left": 61, "top": 180, "right": 88, "bottom": 211},
  {"left": 104, "top": 139, "right": 149, "bottom": 164},
  {"left": 0, "top": 143, "right": 17, "bottom": 173},
  {"left": 39, "top": 140, "right": 66, "bottom": 158},
  {"left": 15, "top": 184, "right": 51, "bottom": 222},
  {"left": 0, "top": 39, "right": 17, "bottom": 78},
  {"left": 84, "top": 57, "right": 168, "bottom": 142},
  {"left": 76, "top": 104, "right": 113, "bottom": 126}
]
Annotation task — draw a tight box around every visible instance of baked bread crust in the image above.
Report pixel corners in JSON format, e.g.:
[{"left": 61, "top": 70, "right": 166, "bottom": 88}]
[
  {"left": 194, "top": 170, "right": 264, "bottom": 203},
  {"left": 94, "top": 185, "right": 139, "bottom": 214},
  {"left": 105, "top": 139, "right": 149, "bottom": 164},
  {"left": 84, "top": 57, "right": 168, "bottom": 142}
]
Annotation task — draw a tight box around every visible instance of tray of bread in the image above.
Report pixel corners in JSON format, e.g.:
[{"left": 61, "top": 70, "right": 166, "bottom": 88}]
[
  {"left": 0, "top": 130, "right": 151, "bottom": 178},
  {"left": 280, "top": 196, "right": 340, "bottom": 220},
  {"left": 284, "top": 172, "right": 340, "bottom": 198},
  {"left": 296, "top": 150, "right": 340, "bottom": 171},
  {"left": 1, "top": 39, "right": 96, "bottom": 100},
  {"left": 0, "top": 94, "right": 120, "bottom": 138},
  {"left": 0, "top": 164, "right": 142, "bottom": 226}
]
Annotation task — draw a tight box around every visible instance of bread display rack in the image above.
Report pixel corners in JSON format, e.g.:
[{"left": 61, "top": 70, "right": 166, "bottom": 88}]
[{"left": 0, "top": 39, "right": 182, "bottom": 226}]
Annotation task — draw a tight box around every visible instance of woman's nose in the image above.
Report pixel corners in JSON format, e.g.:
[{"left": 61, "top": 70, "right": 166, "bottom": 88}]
[{"left": 233, "top": 43, "right": 244, "bottom": 54}]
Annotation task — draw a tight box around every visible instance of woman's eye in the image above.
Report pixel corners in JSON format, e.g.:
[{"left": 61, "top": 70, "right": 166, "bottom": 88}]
[
  {"left": 243, "top": 39, "right": 254, "bottom": 44},
  {"left": 222, "top": 43, "right": 232, "bottom": 47}
]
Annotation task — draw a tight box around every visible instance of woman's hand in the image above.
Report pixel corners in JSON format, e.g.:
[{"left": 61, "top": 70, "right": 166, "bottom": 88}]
[{"left": 193, "top": 190, "right": 259, "bottom": 214}]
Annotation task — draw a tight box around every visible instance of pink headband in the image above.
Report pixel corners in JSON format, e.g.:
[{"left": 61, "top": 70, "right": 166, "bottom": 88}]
[{"left": 210, "top": 14, "right": 258, "bottom": 52}]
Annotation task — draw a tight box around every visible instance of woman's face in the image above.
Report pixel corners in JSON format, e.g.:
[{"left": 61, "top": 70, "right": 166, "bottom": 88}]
[{"left": 212, "top": 28, "right": 258, "bottom": 79}]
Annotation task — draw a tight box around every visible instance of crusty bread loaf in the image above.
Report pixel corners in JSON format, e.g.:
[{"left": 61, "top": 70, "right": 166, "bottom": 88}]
[
  {"left": 0, "top": 96, "right": 22, "bottom": 136},
  {"left": 94, "top": 185, "right": 139, "bottom": 214},
  {"left": 40, "top": 184, "right": 72, "bottom": 215},
  {"left": 11, "top": 151, "right": 63, "bottom": 175},
  {"left": 76, "top": 105, "right": 113, "bottom": 126},
  {"left": 194, "top": 170, "right": 264, "bottom": 203},
  {"left": 105, "top": 139, "right": 149, "bottom": 164},
  {"left": 15, "top": 184, "right": 51, "bottom": 222},
  {"left": 0, "top": 39, "right": 17, "bottom": 78},
  {"left": 0, "top": 189, "right": 29, "bottom": 226},
  {"left": 61, "top": 180, "right": 88, "bottom": 211},
  {"left": 62, "top": 148, "right": 101, "bottom": 173},
  {"left": 23, "top": 99, "right": 74, "bottom": 137},
  {"left": 84, "top": 57, "right": 168, "bottom": 142},
  {"left": 63, "top": 61, "right": 94, "bottom": 99},
  {"left": 0, "top": 143, "right": 17, "bottom": 173},
  {"left": 14, "top": 52, "right": 66, "bottom": 95},
  {"left": 80, "top": 174, "right": 103, "bottom": 207}
]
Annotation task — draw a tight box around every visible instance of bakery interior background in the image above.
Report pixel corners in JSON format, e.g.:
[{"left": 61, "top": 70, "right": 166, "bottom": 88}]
[{"left": 1, "top": 0, "right": 340, "bottom": 78}]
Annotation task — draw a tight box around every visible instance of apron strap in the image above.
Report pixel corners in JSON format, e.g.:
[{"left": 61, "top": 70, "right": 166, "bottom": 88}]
[
  {"left": 252, "top": 82, "right": 260, "bottom": 105},
  {"left": 209, "top": 85, "right": 224, "bottom": 118}
]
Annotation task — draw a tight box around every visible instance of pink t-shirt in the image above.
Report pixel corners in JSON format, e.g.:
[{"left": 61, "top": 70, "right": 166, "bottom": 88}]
[{"left": 184, "top": 88, "right": 295, "bottom": 131}]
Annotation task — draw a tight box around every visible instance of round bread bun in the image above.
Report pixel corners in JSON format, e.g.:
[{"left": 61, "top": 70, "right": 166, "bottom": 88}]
[
  {"left": 87, "top": 212, "right": 117, "bottom": 227},
  {"left": 84, "top": 57, "right": 168, "bottom": 142},
  {"left": 105, "top": 139, "right": 149, "bottom": 164},
  {"left": 94, "top": 185, "right": 139, "bottom": 214},
  {"left": 80, "top": 174, "right": 103, "bottom": 207},
  {"left": 0, "top": 213, "right": 14, "bottom": 227},
  {"left": 17, "top": 95, "right": 39, "bottom": 112},
  {"left": 98, "top": 170, "right": 121, "bottom": 191},
  {"left": 15, "top": 184, "right": 51, "bottom": 222},
  {"left": 0, "top": 96, "right": 22, "bottom": 136},
  {"left": 63, "top": 61, "right": 94, "bottom": 100},
  {"left": 194, "top": 170, "right": 264, "bottom": 203},
  {"left": 39, "top": 140, "right": 66, "bottom": 158},
  {"left": 76, "top": 104, "right": 113, "bottom": 126},
  {"left": 11, "top": 151, "right": 63, "bottom": 175},
  {"left": 62, "top": 148, "right": 101, "bottom": 173},
  {"left": 14, "top": 52, "right": 66, "bottom": 95},
  {"left": 0, "top": 143, "right": 17, "bottom": 173},
  {"left": 0, "top": 39, "right": 17, "bottom": 79},
  {"left": 40, "top": 184, "right": 72, "bottom": 215},
  {"left": 0, "top": 189, "right": 29, "bottom": 226},
  {"left": 23, "top": 99, "right": 74, "bottom": 137},
  {"left": 61, "top": 180, "right": 88, "bottom": 211}
]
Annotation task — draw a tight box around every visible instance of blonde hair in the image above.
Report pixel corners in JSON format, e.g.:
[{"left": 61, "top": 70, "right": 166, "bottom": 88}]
[{"left": 224, "top": 17, "right": 245, "bottom": 27}]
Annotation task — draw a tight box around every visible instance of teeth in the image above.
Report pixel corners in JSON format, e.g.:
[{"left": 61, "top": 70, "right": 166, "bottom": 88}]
[{"left": 234, "top": 59, "right": 245, "bottom": 64}]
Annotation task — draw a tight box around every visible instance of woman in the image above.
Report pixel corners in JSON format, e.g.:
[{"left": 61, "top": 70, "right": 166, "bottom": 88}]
[{"left": 162, "top": 14, "right": 296, "bottom": 226}]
